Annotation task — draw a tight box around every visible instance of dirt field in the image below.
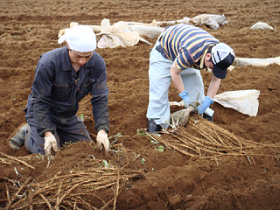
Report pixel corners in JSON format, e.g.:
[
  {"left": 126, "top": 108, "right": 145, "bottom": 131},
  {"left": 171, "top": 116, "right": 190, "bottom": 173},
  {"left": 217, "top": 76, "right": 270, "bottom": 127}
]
[{"left": 0, "top": 0, "right": 280, "bottom": 209}]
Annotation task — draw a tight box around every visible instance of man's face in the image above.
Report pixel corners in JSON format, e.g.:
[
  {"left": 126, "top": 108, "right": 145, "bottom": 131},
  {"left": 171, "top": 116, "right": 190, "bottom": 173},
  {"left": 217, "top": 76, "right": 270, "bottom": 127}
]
[
  {"left": 68, "top": 49, "right": 93, "bottom": 68},
  {"left": 205, "top": 53, "right": 214, "bottom": 70}
]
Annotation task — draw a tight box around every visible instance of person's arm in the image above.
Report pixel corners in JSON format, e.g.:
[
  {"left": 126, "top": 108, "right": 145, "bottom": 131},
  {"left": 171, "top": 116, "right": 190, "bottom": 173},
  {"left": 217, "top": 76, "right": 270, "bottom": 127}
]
[
  {"left": 90, "top": 56, "right": 110, "bottom": 133},
  {"left": 170, "top": 62, "right": 194, "bottom": 108},
  {"left": 170, "top": 62, "right": 185, "bottom": 93},
  {"left": 206, "top": 74, "right": 221, "bottom": 98},
  {"left": 90, "top": 55, "right": 110, "bottom": 153},
  {"left": 197, "top": 74, "right": 221, "bottom": 115},
  {"left": 32, "top": 60, "right": 56, "bottom": 136}
]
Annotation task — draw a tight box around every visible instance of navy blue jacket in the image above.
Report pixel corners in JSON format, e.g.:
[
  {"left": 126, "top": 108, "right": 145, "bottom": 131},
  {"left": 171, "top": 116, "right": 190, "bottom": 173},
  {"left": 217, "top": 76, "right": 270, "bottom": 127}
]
[{"left": 26, "top": 46, "right": 109, "bottom": 136}]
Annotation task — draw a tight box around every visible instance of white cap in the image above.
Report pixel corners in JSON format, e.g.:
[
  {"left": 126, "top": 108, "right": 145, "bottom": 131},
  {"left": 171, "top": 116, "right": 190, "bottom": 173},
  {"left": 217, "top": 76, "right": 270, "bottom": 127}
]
[
  {"left": 58, "top": 25, "right": 96, "bottom": 52},
  {"left": 211, "top": 43, "right": 235, "bottom": 79}
]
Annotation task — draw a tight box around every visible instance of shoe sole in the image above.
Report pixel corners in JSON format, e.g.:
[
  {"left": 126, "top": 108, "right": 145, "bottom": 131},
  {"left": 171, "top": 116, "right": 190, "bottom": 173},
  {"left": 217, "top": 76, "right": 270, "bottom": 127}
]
[{"left": 8, "top": 140, "right": 21, "bottom": 150}]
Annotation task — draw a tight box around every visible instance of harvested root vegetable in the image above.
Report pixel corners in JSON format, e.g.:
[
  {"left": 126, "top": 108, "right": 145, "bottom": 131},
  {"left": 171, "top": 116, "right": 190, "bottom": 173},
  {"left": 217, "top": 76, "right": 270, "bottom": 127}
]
[{"left": 170, "top": 106, "right": 195, "bottom": 128}]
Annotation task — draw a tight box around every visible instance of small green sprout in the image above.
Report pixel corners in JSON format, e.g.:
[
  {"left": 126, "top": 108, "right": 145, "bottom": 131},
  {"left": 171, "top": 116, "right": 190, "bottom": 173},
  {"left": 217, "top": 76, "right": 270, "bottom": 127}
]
[
  {"left": 109, "top": 132, "right": 122, "bottom": 145},
  {"left": 137, "top": 128, "right": 146, "bottom": 136},
  {"left": 102, "top": 160, "right": 110, "bottom": 168},
  {"left": 80, "top": 114, "right": 84, "bottom": 122},
  {"left": 150, "top": 140, "right": 158, "bottom": 144},
  {"left": 64, "top": 141, "right": 72, "bottom": 146},
  {"left": 155, "top": 145, "right": 164, "bottom": 152}
]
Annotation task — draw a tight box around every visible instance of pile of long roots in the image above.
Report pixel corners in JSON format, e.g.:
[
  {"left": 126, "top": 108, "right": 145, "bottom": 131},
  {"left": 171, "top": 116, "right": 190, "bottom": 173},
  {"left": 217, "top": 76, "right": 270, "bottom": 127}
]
[
  {"left": 2, "top": 116, "right": 279, "bottom": 210},
  {"left": 151, "top": 117, "right": 280, "bottom": 158},
  {"left": 1, "top": 151, "right": 142, "bottom": 210}
]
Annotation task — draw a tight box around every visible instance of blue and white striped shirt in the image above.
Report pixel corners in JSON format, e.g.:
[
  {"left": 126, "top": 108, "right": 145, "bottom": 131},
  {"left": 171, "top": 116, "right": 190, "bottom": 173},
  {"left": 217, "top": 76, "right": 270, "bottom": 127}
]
[{"left": 159, "top": 24, "right": 219, "bottom": 70}]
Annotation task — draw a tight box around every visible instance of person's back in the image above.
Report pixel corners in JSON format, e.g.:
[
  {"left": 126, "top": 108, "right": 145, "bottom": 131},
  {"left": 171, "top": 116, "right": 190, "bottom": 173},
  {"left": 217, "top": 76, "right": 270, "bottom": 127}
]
[
  {"left": 147, "top": 24, "right": 235, "bottom": 133},
  {"left": 158, "top": 24, "right": 219, "bottom": 70}
]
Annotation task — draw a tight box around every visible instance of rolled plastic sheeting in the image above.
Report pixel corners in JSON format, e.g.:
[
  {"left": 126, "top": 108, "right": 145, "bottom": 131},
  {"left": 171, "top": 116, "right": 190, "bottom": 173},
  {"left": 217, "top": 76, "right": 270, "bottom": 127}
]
[{"left": 233, "top": 56, "right": 280, "bottom": 67}]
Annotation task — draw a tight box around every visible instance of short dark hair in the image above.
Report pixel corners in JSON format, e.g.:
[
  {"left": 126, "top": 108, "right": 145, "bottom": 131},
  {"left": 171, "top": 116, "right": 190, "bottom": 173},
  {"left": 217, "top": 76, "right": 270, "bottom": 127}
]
[{"left": 207, "top": 46, "right": 213, "bottom": 54}]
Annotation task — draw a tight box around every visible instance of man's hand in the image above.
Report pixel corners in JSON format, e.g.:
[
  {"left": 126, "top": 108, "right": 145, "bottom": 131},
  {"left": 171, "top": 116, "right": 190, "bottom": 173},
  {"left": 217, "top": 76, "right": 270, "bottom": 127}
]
[
  {"left": 96, "top": 130, "right": 109, "bottom": 154},
  {"left": 179, "top": 90, "right": 192, "bottom": 108},
  {"left": 44, "top": 132, "right": 58, "bottom": 156},
  {"left": 197, "top": 96, "right": 214, "bottom": 115}
]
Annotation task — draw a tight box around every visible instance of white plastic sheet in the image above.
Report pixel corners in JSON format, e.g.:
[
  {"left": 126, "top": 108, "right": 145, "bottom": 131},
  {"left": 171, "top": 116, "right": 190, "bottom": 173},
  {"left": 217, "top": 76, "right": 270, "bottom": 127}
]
[
  {"left": 58, "top": 19, "right": 153, "bottom": 49},
  {"left": 96, "top": 19, "right": 142, "bottom": 48},
  {"left": 191, "top": 14, "right": 228, "bottom": 30},
  {"left": 58, "top": 14, "right": 229, "bottom": 49},
  {"left": 213, "top": 89, "right": 260, "bottom": 116},
  {"left": 170, "top": 89, "right": 261, "bottom": 117},
  {"left": 250, "top": 22, "right": 273, "bottom": 30}
]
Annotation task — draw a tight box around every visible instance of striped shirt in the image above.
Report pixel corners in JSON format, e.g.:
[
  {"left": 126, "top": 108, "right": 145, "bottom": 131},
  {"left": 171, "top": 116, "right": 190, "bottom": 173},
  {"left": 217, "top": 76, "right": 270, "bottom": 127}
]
[{"left": 159, "top": 24, "right": 219, "bottom": 70}]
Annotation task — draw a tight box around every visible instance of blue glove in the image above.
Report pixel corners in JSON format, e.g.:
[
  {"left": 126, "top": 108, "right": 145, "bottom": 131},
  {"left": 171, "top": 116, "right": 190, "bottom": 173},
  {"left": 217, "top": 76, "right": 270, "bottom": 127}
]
[
  {"left": 179, "top": 90, "right": 192, "bottom": 108},
  {"left": 197, "top": 96, "right": 214, "bottom": 115}
]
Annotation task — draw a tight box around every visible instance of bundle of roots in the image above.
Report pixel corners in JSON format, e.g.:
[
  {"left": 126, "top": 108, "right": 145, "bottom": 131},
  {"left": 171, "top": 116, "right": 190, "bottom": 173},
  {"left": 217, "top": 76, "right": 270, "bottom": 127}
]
[
  {"left": 153, "top": 117, "right": 279, "bottom": 158},
  {"left": 1, "top": 150, "right": 142, "bottom": 210}
]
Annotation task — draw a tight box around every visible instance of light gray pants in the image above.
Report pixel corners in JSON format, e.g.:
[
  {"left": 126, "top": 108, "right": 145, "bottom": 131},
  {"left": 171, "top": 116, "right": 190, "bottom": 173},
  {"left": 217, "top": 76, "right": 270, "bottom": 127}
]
[{"left": 146, "top": 42, "right": 205, "bottom": 128}]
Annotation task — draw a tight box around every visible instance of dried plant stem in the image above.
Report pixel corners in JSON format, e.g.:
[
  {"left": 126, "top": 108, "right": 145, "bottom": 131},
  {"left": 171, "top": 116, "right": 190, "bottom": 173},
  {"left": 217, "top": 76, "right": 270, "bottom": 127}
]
[
  {"left": 0, "top": 176, "right": 17, "bottom": 184},
  {"left": 65, "top": 199, "right": 92, "bottom": 210},
  {"left": 154, "top": 137, "right": 196, "bottom": 157},
  {"left": 7, "top": 177, "right": 32, "bottom": 209},
  {"left": 55, "top": 183, "right": 80, "bottom": 209},
  {"left": 190, "top": 125, "right": 227, "bottom": 146},
  {"left": 71, "top": 199, "right": 91, "bottom": 210},
  {"left": 39, "top": 194, "right": 53, "bottom": 210},
  {"left": 5, "top": 182, "right": 11, "bottom": 204},
  {"left": 0, "top": 152, "right": 35, "bottom": 170},
  {"left": 0, "top": 158, "right": 12, "bottom": 165},
  {"left": 113, "top": 171, "right": 120, "bottom": 210},
  {"left": 191, "top": 119, "right": 240, "bottom": 143},
  {"left": 156, "top": 117, "right": 280, "bottom": 158},
  {"left": 9, "top": 197, "right": 28, "bottom": 210},
  {"left": 3, "top": 144, "right": 142, "bottom": 210}
]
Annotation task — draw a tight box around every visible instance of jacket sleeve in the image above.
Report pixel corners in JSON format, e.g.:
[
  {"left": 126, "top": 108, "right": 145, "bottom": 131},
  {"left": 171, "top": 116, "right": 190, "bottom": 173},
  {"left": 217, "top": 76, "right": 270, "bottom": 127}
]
[
  {"left": 31, "top": 59, "right": 56, "bottom": 136},
  {"left": 90, "top": 56, "right": 110, "bottom": 133}
]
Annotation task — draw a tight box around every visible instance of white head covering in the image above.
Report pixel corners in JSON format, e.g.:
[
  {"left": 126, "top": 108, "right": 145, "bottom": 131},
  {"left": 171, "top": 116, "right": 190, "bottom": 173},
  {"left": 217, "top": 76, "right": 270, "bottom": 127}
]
[{"left": 58, "top": 25, "right": 96, "bottom": 52}]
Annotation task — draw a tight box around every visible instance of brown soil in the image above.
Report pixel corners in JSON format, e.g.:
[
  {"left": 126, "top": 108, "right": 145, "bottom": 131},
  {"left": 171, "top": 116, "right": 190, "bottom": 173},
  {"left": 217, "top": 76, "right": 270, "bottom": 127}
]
[{"left": 0, "top": 0, "right": 280, "bottom": 209}]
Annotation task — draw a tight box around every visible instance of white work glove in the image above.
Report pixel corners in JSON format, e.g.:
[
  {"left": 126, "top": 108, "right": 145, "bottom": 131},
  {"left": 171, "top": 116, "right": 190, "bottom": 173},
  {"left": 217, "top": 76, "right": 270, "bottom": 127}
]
[
  {"left": 44, "top": 133, "right": 58, "bottom": 156},
  {"left": 96, "top": 130, "right": 109, "bottom": 154}
]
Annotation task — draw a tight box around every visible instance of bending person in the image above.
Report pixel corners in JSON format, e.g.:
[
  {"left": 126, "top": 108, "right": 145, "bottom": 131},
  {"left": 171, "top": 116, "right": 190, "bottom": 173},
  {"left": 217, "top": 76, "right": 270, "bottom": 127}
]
[{"left": 147, "top": 24, "right": 235, "bottom": 133}]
